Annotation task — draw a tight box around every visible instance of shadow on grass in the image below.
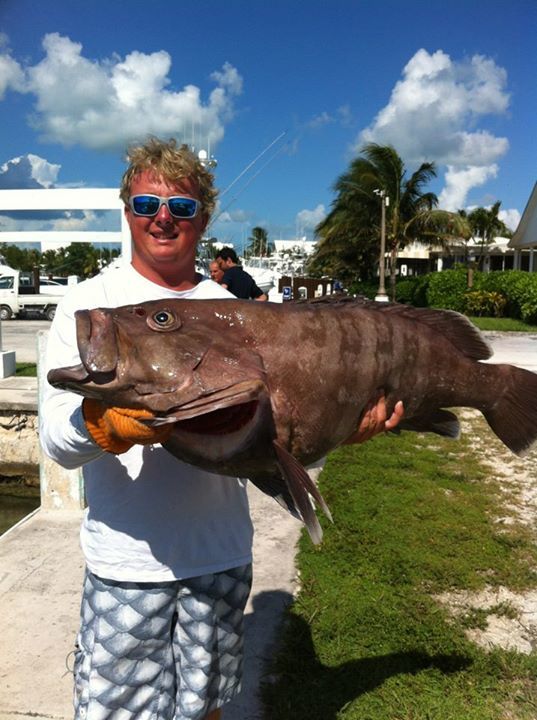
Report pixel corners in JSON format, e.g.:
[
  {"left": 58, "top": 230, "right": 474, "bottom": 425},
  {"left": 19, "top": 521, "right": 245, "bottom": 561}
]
[{"left": 258, "top": 591, "right": 472, "bottom": 719}]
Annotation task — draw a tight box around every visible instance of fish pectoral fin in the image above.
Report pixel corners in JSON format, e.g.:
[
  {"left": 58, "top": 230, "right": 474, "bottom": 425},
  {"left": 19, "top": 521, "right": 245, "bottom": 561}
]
[
  {"left": 398, "top": 409, "right": 460, "bottom": 439},
  {"left": 249, "top": 477, "right": 302, "bottom": 520},
  {"left": 273, "top": 441, "right": 333, "bottom": 545}
]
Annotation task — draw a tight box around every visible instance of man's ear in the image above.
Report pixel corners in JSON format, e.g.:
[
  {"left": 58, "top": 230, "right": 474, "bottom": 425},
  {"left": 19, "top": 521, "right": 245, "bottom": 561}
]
[{"left": 200, "top": 213, "right": 209, "bottom": 233}]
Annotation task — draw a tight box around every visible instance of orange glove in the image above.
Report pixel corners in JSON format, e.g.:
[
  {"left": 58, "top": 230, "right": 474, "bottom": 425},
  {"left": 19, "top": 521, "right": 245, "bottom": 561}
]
[{"left": 82, "top": 398, "right": 173, "bottom": 454}]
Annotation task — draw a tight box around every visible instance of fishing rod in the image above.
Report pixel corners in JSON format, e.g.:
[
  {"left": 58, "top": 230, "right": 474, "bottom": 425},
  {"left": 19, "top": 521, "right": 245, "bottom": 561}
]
[
  {"left": 207, "top": 130, "right": 289, "bottom": 231},
  {"left": 218, "top": 130, "right": 287, "bottom": 199}
]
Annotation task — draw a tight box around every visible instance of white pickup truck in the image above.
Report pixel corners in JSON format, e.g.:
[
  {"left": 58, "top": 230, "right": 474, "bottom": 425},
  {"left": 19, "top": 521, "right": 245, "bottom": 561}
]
[{"left": 0, "top": 264, "right": 77, "bottom": 321}]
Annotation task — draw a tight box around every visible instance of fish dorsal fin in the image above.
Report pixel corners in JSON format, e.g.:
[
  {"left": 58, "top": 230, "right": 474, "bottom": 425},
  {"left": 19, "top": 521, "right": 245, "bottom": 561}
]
[
  {"left": 300, "top": 296, "right": 492, "bottom": 361},
  {"left": 371, "top": 304, "right": 493, "bottom": 361}
]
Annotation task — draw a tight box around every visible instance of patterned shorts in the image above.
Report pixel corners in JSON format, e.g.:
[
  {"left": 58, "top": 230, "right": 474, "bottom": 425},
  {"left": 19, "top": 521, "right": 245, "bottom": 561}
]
[{"left": 73, "top": 565, "right": 253, "bottom": 720}]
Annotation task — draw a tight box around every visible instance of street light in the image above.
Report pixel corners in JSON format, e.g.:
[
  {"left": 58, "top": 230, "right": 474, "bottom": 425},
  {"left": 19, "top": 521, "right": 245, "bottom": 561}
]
[
  {"left": 374, "top": 189, "right": 389, "bottom": 302},
  {"left": 340, "top": 181, "right": 390, "bottom": 302}
]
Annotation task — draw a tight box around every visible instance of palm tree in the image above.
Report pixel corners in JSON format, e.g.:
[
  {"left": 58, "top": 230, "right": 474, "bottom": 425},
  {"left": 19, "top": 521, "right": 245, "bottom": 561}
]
[
  {"left": 246, "top": 226, "right": 273, "bottom": 258},
  {"left": 467, "top": 201, "right": 511, "bottom": 270},
  {"left": 311, "top": 143, "right": 467, "bottom": 297},
  {"left": 310, "top": 199, "right": 380, "bottom": 284}
]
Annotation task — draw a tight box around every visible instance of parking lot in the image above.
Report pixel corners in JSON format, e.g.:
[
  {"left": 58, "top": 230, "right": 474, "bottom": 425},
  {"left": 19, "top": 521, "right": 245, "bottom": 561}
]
[{"left": 0, "top": 319, "right": 51, "bottom": 363}]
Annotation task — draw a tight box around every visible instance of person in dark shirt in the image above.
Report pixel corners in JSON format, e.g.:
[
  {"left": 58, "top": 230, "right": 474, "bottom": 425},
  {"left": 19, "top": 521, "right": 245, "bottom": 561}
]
[{"left": 215, "top": 247, "right": 268, "bottom": 301}]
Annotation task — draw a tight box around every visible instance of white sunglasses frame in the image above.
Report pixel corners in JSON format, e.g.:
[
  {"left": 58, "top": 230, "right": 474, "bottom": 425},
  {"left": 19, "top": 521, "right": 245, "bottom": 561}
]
[{"left": 128, "top": 194, "right": 200, "bottom": 218}]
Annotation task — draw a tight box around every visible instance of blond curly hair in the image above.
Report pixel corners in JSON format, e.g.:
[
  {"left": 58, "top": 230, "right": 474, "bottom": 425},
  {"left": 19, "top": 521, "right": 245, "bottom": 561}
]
[{"left": 120, "top": 137, "right": 218, "bottom": 217}]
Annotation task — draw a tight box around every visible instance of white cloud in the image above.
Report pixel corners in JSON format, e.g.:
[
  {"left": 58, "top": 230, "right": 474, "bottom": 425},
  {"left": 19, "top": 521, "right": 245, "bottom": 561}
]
[
  {"left": 499, "top": 208, "right": 521, "bottom": 232},
  {"left": 0, "top": 153, "right": 114, "bottom": 229},
  {"left": 308, "top": 112, "right": 335, "bottom": 129},
  {"left": 0, "top": 153, "right": 61, "bottom": 189},
  {"left": 0, "top": 35, "right": 26, "bottom": 99},
  {"left": 307, "top": 105, "right": 353, "bottom": 130},
  {"left": 210, "top": 62, "right": 243, "bottom": 96},
  {"left": 51, "top": 210, "right": 100, "bottom": 231},
  {"left": 337, "top": 105, "right": 353, "bottom": 127},
  {"left": 3, "top": 33, "right": 243, "bottom": 152},
  {"left": 214, "top": 209, "right": 250, "bottom": 224},
  {"left": 0, "top": 205, "right": 115, "bottom": 232},
  {"left": 296, "top": 204, "right": 326, "bottom": 231},
  {"left": 358, "top": 49, "right": 510, "bottom": 209},
  {"left": 439, "top": 164, "right": 498, "bottom": 211}
]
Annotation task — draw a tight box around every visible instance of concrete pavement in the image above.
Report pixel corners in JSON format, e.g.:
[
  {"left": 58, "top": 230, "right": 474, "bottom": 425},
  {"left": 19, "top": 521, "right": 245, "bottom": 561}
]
[
  {"left": 482, "top": 330, "right": 537, "bottom": 373},
  {"left": 0, "top": 490, "right": 300, "bottom": 720},
  {"left": 1, "top": 331, "right": 536, "bottom": 719}
]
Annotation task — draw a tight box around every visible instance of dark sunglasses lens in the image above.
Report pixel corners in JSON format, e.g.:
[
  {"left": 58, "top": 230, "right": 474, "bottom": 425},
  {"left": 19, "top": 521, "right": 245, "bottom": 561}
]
[
  {"left": 168, "top": 197, "right": 197, "bottom": 217},
  {"left": 132, "top": 196, "right": 161, "bottom": 215}
]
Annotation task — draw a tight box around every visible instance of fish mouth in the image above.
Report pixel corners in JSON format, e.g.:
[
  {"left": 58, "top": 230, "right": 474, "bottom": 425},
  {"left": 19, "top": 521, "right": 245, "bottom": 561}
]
[
  {"left": 47, "top": 308, "right": 121, "bottom": 392},
  {"left": 46, "top": 362, "right": 117, "bottom": 393},
  {"left": 175, "top": 400, "right": 259, "bottom": 436},
  {"left": 134, "top": 380, "right": 266, "bottom": 435},
  {"left": 145, "top": 379, "right": 265, "bottom": 436}
]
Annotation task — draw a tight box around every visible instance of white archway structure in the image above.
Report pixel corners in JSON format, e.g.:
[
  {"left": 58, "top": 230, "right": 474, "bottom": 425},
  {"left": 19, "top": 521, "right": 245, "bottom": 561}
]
[{"left": 0, "top": 188, "right": 131, "bottom": 261}]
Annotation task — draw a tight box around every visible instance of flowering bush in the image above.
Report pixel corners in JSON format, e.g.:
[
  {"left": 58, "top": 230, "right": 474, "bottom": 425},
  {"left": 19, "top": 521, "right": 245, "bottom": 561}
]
[{"left": 464, "top": 290, "right": 507, "bottom": 317}]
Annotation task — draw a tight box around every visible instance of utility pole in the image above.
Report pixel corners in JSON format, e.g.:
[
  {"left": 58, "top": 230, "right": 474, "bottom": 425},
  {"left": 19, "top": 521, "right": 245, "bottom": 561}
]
[{"left": 374, "top": 189, "right": 389, "bottom": 302}]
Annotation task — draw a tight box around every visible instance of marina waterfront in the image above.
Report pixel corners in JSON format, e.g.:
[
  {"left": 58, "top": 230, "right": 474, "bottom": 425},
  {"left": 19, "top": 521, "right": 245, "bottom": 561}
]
[{"left": 0, "top": 320, "right": 43, "bottom": 533}]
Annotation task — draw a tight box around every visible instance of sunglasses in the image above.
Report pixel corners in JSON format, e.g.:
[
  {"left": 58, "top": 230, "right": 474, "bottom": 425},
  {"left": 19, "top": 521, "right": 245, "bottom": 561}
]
[{"left": 128, "top": 194, "right": 199, "bottom": 219}]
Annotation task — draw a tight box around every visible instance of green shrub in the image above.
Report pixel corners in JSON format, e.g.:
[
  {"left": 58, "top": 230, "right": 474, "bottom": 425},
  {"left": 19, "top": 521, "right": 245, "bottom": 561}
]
[
  {"left": 409, "top": 273, "right": 432, "bottom": 307},
  {"left": 463, "top": 290, "right": 507, "bottom": 317},
  {"left": 351, "top": 270, "right": 537, "bottom": 323},
  {"left": 394, "top": 277, "right": 420, "bottom": 304},
  {"left": 348, "top": 280, "right": 378, "bottom": 299},
  {"left": 426, "top": 268, "right": 469, "bottom": 311},
  {"left": 477, "top": 271, "right": 537, "bottom": 322}
]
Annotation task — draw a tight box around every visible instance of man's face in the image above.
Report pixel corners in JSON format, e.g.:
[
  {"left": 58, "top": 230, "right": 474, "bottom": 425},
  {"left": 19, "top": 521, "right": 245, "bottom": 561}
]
[
  {"left": 125, "top": 170, "right": 208, "bottom": 276},
  {"left": 209, "top": 262, "right": 224, "bottom": 283},
  {"left": 216, "top": 257, "right": 234, "bottom": 270}
]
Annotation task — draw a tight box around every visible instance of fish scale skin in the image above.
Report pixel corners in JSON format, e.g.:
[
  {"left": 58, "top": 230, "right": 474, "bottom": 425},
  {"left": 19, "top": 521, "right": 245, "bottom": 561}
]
[
  {"left": 73, "top": 566, "right": 252, "bottom": 720},
  {"left": 50, "top": 298, "right": 537, "bottom": 536}
]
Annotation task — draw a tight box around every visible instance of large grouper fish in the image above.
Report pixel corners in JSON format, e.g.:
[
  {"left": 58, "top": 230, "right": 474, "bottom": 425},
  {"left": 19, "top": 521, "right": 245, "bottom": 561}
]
[{"left": 48, "top": 296, "right": 537, "bottom": 543}]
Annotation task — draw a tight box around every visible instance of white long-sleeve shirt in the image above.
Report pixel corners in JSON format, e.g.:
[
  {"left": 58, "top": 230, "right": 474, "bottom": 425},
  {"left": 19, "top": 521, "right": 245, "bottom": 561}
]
[{"left": 40, "top": 261, "right": 253, "bottom": 581}]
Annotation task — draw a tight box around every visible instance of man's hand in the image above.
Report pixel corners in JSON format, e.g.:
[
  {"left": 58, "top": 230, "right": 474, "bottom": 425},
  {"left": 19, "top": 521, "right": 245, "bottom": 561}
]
[
  {"left": 82, "top": 399, "right": 172, "bottom": 454},
  {"left": 342, "top": 395, "right": 404, "bottom": 445}
]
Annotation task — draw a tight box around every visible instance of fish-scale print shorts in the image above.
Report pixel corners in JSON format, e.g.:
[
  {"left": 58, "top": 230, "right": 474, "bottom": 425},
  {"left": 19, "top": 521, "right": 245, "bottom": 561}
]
[{"left": 73, "top": 565, "right": 252, "bottom": 720}]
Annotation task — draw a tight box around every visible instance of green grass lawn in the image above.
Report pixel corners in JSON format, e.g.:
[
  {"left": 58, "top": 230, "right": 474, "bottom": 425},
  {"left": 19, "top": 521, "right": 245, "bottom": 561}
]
[
  {"left": 262, "top": 427, "right": 537, "bottom": 719},
  {"left": 468, "top": 316, "right": 537, "bottom": 332},
  {"left": 15, "top": 363, "right": 37, "bottom": 376}
]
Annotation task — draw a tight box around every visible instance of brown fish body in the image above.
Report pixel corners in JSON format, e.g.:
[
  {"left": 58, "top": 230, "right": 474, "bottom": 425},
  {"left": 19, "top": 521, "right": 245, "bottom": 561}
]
[{"left": 48, "top": 296, "right": 537, "bottom": 542}]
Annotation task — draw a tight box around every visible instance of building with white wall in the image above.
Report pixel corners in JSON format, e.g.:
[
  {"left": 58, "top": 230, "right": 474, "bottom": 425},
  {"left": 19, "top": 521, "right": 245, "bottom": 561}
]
[
  {"left": 0, "top": 188, "right": 131, "bottom": 259},
  {"left": 509, "top": 182, "right": 537, "bottom": 272}
]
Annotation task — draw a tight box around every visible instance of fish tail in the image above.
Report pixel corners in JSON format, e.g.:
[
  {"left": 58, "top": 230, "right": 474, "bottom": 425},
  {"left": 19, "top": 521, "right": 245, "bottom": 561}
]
[{"left": 483, "top": 364, "right": 537, "bottom": 456}]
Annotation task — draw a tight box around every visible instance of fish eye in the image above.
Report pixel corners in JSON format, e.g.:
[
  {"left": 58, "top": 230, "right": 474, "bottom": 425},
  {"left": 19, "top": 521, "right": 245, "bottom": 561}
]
[
  {"left": 155, "top": 311, "right": 172, "bottom": 325},
  {"left": 147, "top": 309, "right": 182, "bottom": 332}
]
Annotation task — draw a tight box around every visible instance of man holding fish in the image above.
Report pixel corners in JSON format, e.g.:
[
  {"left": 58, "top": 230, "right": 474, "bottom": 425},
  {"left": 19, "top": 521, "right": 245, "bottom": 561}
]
[{"left": 40, "top": 137, "right": 402, "bottom": 720}]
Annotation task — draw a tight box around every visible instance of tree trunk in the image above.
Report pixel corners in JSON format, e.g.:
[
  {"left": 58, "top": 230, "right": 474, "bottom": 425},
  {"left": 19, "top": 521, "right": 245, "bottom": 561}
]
[{"left": 389, "top": 247, "right": 397, "bottom": 301}]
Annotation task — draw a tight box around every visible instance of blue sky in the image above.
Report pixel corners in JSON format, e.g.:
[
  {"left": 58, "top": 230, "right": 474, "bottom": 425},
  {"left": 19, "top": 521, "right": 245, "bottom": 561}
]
[{"left": 0, "top": 0, "right": 535, "bottom": 249}]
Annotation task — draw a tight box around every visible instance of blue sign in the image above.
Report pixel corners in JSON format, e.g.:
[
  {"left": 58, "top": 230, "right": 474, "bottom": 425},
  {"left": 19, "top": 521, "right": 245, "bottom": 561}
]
[{"left": 282, "top": 286, "right": 292, "bottom": 301}]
